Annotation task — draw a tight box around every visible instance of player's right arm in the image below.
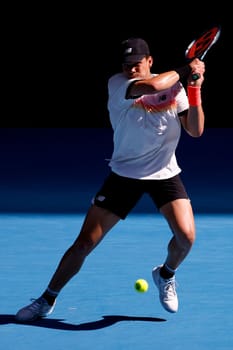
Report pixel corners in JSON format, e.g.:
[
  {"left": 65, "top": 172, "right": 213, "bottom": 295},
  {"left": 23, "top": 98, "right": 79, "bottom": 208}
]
[{"left": 126, "top": 58, "right": 203, "bottom": 99}]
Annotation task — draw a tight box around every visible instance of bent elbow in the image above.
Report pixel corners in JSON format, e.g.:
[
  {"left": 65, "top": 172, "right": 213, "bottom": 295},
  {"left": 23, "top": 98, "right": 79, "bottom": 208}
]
[{"left": 191, "top": 127, "right": 204, "bottom": 137}]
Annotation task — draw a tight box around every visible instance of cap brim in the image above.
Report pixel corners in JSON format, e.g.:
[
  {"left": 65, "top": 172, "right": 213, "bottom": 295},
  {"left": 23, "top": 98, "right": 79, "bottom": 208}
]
[{"left": 123, "top": 54, "right": 146, "bottom": 64}]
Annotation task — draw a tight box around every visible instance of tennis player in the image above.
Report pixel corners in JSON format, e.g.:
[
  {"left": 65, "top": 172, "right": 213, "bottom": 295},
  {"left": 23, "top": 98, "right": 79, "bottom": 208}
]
[{"left": 15, "top": 37, "right": 205, "bottom": 321}]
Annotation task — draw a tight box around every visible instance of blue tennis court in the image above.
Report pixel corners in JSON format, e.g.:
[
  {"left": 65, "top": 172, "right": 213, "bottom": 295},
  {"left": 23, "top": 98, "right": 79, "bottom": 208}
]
[
  {"left": 0, "top": 128, "right": 232, "bottom": 350},
  {"left": 1, "top": 213, "right": 233, "bottom": 350}
]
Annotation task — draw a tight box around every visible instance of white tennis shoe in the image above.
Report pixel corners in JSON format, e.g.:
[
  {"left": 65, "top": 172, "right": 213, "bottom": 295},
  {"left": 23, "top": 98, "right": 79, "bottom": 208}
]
[
  {"left": 15, "top": 297, "right": 56, "bottom": 322},
  {"left": 152, "top": 265, "right": 178, "bottom": 313}
]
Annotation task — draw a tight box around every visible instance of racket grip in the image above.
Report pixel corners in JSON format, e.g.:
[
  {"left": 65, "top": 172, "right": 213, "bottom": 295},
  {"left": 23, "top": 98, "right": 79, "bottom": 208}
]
[{"left": 192, "top": 73, "right": 200, "bottom": 81}]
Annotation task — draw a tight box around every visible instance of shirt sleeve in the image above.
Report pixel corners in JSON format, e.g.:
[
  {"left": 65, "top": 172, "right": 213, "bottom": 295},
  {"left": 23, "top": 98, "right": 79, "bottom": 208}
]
[
  {"left": 107, "top": 73, "right": 137, "bottom": 110},
  {"left": 107, "top": 73, "right": 139, "bottom": 129}
]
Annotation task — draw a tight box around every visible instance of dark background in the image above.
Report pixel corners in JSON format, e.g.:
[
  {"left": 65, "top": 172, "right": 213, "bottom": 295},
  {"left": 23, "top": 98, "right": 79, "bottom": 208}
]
[
  {"left": 2, "top": 6, "right": 231, "bottom": 213},
  {"left": 4, "top": 4, "right": 228, "bottom": 128}
]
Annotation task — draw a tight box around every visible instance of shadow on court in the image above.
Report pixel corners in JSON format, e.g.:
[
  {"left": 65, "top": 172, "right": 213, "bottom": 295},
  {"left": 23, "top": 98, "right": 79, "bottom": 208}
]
[{"left": 0, "top": 314, "right": 166, "bottom": 331}]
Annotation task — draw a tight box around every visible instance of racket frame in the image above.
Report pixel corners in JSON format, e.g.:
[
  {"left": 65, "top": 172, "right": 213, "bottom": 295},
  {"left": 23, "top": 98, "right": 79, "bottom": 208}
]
[{"left": 185, "top": 26, "right": 221, "bottom": 80}]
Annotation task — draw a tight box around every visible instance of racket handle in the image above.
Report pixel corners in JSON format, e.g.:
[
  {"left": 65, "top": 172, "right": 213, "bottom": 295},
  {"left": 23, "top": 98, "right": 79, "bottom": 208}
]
[{"left": 192, "top": 73, "right": 200, "bottom": 81}]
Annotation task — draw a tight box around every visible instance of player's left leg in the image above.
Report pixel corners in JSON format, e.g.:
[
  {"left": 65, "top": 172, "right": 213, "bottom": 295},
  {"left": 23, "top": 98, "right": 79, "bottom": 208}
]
[
  {"left": 152, "top": 198, "right": 195, "bottom": 313},
  {"left": 161, "top": 198, "right": 196, "bottom": 269}
]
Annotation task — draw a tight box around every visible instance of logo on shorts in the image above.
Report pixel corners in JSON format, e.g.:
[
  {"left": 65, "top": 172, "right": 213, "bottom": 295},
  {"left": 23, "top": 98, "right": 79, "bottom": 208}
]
[{"left": 96, "top": 195, "right": 106, "bottom": 202}]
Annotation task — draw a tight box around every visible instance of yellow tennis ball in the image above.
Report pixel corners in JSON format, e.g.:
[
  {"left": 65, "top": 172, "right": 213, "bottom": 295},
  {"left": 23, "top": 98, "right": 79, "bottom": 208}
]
[{"left": 134, "top": 278, "right": 149, "bottom": 293}]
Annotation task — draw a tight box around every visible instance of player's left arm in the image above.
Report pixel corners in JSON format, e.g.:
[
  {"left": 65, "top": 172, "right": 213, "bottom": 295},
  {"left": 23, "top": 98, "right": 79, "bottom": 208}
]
[
  {"left": 180, "top": 61, "right": 205, "bottom": 137},
  {"left": 180, "top": 102, "right": 205, "bottom": 137}
]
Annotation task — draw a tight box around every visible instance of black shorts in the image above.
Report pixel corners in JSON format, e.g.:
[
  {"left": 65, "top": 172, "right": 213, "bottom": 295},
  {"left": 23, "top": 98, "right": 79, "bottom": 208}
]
[{"left": 92, "top": 171, "right": 189, "bottom": 219}]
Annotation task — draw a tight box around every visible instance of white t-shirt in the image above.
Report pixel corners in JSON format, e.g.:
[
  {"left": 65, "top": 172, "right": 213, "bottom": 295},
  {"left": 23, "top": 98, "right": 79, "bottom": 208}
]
[{"left": 107, "top": 72, "right": 189, "bottom": 180}]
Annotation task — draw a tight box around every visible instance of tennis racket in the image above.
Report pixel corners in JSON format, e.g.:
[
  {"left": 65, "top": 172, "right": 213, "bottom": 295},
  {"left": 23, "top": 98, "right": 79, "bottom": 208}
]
[{"left": 185, "top": 25, "right": 221, "bottom": 80}]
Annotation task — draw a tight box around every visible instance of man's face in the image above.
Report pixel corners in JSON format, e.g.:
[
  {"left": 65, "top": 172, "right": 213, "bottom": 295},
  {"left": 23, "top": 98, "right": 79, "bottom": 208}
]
[{"left": 122, "top": 56, "right": 152, "bottom": 79}]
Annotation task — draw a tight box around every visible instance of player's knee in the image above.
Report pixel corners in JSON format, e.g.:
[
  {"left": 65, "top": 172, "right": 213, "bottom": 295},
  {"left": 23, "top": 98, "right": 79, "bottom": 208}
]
[
  {"left": 71, "top": 238, "right": 96, "bottom": 257},
  {"left": 181, "top": 228, "right": 196, "bottom": 250}
]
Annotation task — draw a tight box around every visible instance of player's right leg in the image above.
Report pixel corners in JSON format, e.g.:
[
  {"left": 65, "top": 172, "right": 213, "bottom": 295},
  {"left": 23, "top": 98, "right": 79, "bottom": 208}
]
[{"left": 15, "top": 205, "right": 121, "bottom": 322}]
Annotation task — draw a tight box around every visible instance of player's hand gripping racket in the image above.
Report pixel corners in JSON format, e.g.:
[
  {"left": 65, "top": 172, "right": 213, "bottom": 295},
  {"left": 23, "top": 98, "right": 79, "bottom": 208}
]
[{"left": 185, "top": 25, "right": 221, "bottom": 80}]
